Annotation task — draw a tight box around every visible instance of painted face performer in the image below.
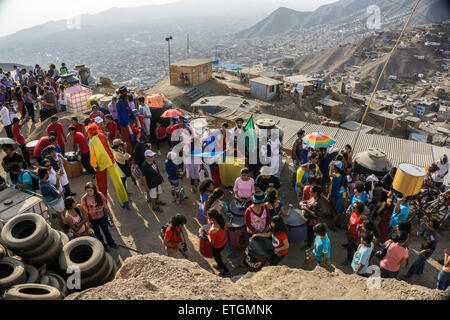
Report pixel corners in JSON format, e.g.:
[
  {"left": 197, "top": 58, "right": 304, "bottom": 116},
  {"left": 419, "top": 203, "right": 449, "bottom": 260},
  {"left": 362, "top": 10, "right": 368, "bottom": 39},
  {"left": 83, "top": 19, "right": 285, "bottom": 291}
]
[
  {"left": 116, "top": 86, "right": 137, "bottom": 155},
  {"left": 87, "top": 123, "right": 129, "bottom": 209}
]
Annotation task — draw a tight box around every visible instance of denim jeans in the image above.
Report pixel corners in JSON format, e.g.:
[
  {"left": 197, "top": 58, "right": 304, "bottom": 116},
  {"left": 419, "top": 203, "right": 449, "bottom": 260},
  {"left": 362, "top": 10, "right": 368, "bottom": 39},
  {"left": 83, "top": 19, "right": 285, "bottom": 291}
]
[
  {"left": 406, "top": 253, "right": 429, "bottom": 277},
  {"left": 436, "top": 270, "right": 450, "bottom": 290},
  {"left": 90, "top": 214, "right": 116, "bottom": 247}
]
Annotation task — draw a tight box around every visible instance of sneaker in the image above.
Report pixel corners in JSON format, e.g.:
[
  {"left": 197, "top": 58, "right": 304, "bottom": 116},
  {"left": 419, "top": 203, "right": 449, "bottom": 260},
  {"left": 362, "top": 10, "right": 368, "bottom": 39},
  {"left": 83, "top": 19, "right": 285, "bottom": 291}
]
[
  {"left": 107, "top": 216, "right": 114, "bottom": 227},
  {"left": 153, "top": 206, "right": 163, "bottom": 213}
]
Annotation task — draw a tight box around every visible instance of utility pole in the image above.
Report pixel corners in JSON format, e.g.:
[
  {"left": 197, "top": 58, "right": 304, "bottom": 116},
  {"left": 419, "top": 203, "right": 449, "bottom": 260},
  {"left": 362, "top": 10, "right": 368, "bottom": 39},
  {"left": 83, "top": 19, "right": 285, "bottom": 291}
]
[
  {"left": 165, "top": 35, "right": 172, "bottom": 78},
  {"left": 187, "top": 34, "right": 190, "bottom": 58}
]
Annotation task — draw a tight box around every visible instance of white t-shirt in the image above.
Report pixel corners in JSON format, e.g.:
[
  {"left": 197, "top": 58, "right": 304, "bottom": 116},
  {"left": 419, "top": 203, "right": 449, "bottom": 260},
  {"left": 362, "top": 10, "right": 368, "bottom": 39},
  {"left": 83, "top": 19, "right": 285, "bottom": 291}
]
[
  {"left": 434, "top": 160, "right": 449, "bottom": 183},
  {"left": 139, "top": 104, "right": 152, "bottom": 134},
  {"left": 58, "top": 89, "right": 67, "bottom": 105},
  {"left": 0, "top": 106, "right": 11, "bottom": 126}
]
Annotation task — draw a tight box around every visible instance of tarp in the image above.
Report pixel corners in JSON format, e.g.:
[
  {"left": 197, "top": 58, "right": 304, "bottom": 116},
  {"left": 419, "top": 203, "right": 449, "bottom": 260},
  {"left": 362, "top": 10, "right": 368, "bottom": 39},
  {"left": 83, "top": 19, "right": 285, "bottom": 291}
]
[
  {"left": 213, "top": 60, "right": 246, "bottom": 71},
  {"left": 145, "top": 94, "right": 168, "bottom": 108}
]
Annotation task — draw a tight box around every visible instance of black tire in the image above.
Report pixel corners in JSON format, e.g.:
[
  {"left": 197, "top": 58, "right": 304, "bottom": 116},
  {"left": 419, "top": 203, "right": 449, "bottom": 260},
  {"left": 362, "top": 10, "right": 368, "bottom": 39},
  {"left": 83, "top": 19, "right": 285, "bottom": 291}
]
[
  {"left": 16, "top": 229, "right": 58, "bottom": 258},
  {"left": 0, "top": 257, "right": 27, "bottom": 290},
  {"left": 46, "top": 275, "right": 59, "bottom": 290},
  {"left": 1, "top": 214, "right": 50, "bottom": 251},
  {"left": 3, "top": 283, "right": 62, "bottom": 300},
  {"left": 46, "top": 271, "right": 67, "bottom": 297},
  {"left": 59, "top": 237, "right": 105, "bottom": 278},
  {"left": 25, "top": 230, "right": 62, "bottom": 266},
  {"left": 0, "top": 243, "right": 7, "bottom": 259},
  {"left": 24, "top": 264, "right": 39, "bottom": 284},
  {"left": 80, "top": 252, "right": 112, "bottom": 289},
  {"left": 86, "top": 253, "right": 116, "bottom": 289},
  {"left": 39, "top": 275, "right": 49, "bottom": 285}
]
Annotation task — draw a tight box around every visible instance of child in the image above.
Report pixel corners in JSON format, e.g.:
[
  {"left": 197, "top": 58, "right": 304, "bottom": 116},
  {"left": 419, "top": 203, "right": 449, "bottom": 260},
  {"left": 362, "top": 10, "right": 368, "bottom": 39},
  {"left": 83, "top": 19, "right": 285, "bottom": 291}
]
[
  {"left": 155, "top": 122, "right": 170, "bottom": 155},
  {"left": 342, "top": 200, "right": 366, "bottom": 266},
  {"left": 11, "top": 116, "right": 32, "bottom": 168},
  {"left": 207, "top": 209, "right": 231, "bottom": 277},
  {"left": 351, "top": 231, "right": 374, "bottom": 276},
  {"left": 347, "top": 182, "right": 368, "bottom": 216},
  {"left": 328, "top": 161, "right": 343, "bottom": 215},
  {"left": 436, "top": 249, "right": 450, "bottom": 290},
  {"left": 252, "top": 215, "right": 289, "bottom": 266},
  {"left": 105, "top": 114, "right": 119, "bottom": 141},
  {"left": 306, "top": 223, "right": 330, "bottom": 267},
  {"left": 329, "top": 179, "right": 349, "bottom": 231},
  {"left": 58, "top": 84, "right": 67, "bottom": 112},
  {"left": 165, "top": 151, "right": 183, "bottom": 204},
  {"left": 71, "top": 117, "right": 84, "bottom": 134}
]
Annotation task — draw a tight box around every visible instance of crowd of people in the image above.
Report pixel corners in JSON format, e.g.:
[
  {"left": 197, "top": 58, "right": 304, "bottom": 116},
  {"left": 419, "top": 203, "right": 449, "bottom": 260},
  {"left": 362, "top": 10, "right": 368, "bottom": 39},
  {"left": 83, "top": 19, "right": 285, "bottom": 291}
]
[{"left": 1, "top": 64, "right": 449, "bottom": 290}]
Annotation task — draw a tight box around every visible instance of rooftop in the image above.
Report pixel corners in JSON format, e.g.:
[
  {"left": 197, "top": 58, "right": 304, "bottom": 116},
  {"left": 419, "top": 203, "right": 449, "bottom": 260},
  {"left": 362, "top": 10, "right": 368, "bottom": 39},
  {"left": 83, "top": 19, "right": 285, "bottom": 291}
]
[
  {"left": 250, "top": 76, "right": 283, "bottom": 86},
  {"left": 285, "top": 75, "right": 317, "bottom": 84},
  {"left": 318, "top": 98, "right": 342, "bottom": 107},
  {"left": 191, "top": 95, "right": 259, "bottom": 112},
  {"left": 171, "top": 58, "right": 213, "bottom": 67},
  {"left": 340, "top": 121, "right": 374, "bottom": 134},
  {"left": 369, "top": 110, "right": 399, "bottom": 120}
]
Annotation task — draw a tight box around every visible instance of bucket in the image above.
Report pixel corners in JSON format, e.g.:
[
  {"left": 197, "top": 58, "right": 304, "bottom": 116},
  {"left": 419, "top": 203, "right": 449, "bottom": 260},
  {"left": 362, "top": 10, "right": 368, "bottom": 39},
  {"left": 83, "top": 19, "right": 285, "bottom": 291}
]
[
  {"left": 63, "top": 152, "right": 83, "bottom": 178},
  {"left": 392, "top": 163, "right": 426, "bottom": 197},
  {"left": 199, "top": 237, "right": 212, "bottom": 258}
]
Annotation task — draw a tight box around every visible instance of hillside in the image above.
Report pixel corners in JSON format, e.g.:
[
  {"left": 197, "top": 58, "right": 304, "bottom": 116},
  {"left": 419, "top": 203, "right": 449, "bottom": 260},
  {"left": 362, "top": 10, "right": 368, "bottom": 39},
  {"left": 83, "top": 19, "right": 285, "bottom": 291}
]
[
  {"left": 276, "top": 23, "right": 449, "bottom": 89},
  {"left": 236, "top": 0, "right": 450, "bottom": 39},
  {"left": 66, "top": 253, "right": 449, "bottom": 300}
]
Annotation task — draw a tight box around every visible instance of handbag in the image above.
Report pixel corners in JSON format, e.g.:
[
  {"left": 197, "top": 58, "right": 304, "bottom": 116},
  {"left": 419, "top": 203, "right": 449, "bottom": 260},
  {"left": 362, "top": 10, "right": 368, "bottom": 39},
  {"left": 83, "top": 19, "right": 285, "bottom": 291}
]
[
  {"left": 131, "top": 162, "right": 142, "bottom": 181},
  {"left": 375, "top": 240, "right": 392, "bottom": 260}
]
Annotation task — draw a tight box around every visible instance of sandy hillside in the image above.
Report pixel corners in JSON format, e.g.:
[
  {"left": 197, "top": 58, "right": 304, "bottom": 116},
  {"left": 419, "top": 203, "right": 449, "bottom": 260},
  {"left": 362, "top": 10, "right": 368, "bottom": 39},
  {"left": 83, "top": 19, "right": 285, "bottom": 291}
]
[{"left": 66, "top": 252, "right": 449, "bottom": 300}]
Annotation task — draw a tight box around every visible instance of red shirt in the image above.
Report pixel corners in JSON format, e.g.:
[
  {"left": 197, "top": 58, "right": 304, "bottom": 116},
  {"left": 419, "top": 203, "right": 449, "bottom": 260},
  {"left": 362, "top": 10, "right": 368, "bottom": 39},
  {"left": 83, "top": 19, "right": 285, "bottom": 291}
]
[
  {"left": 12, "top": 124, "right": 26, "bottom": 146},
  {"left": 209, "top": 228, "right": 227, "bottom": 248},
  {"left": 73, "top": 132, "right": 89, "bottom": 154},
  {"left": 89, "top": 112, "right": 105, "bottom": 121},
  {"left": 47, "top": 123, "right": 65, "bottom": 147},
  {"left": 303, "top": 185, "right": 312, "bottom": 201},
  {"left": 74, "top": 122, "right": 84, "bottom": 134},
  {"left": 349, "top": 211, "right": 363, "bottom": 239},
  {"left": 34, "top": 137, "right": 50, "bottom": 158},
  {"left": 107, "top": 121, "right": 119, "bottom": 140},
  {"left": 273, "top": 232, "right": 288, "bottom": 255},
  {"left": 156, "top": 127, "right": 166, "bottom": 139},
  {"left": 164, "top": 225, "right": 183, "bottom": 249}
]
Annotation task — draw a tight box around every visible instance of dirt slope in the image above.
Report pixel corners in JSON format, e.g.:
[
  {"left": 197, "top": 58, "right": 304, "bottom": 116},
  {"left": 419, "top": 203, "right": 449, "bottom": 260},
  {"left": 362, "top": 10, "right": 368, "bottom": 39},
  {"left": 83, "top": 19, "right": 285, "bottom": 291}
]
[{"left": 66, "top": 253, "right": 449, "bottom": 300}]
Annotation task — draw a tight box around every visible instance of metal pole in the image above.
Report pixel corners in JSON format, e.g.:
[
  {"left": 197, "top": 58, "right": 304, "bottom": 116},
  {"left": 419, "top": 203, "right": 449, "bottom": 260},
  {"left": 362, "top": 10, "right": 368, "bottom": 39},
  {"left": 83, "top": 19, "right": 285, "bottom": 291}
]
[
  {"left": 187, "top": 34, "right": 190, "bottom": 58},
  {"left": 352, "top": 0, "right": 421, "bottom": 150},
  {"left": 168, "top": 39, "right": 171, "bottom": 66}
]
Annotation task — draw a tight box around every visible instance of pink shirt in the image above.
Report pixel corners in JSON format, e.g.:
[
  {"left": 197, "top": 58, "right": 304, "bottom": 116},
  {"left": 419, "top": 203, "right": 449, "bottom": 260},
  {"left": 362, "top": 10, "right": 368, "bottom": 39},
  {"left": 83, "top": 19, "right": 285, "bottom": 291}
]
[
  {"left": 233, "top": 177, "right": 255, "bottom": 199},
  {"left": 380, "top": 241, "right": 408, "bottom": 272}
]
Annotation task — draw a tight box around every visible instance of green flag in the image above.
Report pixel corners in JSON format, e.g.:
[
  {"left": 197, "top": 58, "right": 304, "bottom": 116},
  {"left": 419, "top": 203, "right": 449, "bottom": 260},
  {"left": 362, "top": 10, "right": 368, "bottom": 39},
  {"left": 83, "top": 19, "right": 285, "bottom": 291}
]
[{"left": 243, "top": 115, "right": 257, "bottom": 153}]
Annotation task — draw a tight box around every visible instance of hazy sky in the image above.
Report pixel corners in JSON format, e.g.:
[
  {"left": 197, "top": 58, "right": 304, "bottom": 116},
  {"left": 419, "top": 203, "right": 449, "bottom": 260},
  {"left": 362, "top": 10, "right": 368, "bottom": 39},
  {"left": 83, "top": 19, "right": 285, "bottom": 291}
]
[{"left": 0, "top": 0, "right": 337, "bottom": 37}]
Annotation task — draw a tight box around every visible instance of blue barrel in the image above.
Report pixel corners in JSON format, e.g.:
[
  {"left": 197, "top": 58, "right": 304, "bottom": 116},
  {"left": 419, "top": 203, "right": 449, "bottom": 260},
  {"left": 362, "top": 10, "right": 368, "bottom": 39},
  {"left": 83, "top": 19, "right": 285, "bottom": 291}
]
[
  {"left": 282, "top": 209, "right": 307, "bottom": 244},
  {"left": 229, "top": 199, "right": 247, "bottom": 216}
]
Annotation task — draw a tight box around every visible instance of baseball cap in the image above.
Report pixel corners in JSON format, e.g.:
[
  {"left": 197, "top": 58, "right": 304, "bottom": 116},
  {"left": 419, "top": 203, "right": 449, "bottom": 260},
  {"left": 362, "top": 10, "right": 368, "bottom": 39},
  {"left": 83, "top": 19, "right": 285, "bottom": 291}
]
[{"left": 145, "top": 150, "right": 156, "bottom": 157}]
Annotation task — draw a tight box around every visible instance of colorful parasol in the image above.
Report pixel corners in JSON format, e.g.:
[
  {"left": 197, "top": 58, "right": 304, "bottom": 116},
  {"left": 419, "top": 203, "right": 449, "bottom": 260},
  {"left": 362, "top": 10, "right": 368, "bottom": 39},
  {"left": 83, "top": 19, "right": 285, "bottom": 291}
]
[
  {"left": 302, "top": 132, "right": 336, "bottom": 149},
  {"left": 161, "top": 109, "right": 183, "bottom": 118}
]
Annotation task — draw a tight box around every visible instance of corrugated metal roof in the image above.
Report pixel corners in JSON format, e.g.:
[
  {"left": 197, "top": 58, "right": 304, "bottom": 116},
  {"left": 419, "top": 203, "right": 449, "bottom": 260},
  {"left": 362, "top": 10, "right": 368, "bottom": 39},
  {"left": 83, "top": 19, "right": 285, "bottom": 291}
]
[
  {"left": 250, "top": 77, "right": 283, "bottom": 86},
  {"left": 371, "top": 135, "right": 410, "bottom": 167},
  {"left": 302, "top": 124, "right": 340, "bottom": 137},
  {"left": 408, "top": 140, "right": 434, "bottom": 167}
]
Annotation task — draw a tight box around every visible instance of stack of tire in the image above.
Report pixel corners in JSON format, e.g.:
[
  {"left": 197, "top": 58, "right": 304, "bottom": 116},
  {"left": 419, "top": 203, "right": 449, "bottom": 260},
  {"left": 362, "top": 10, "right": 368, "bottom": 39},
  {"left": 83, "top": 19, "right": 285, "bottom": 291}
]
[
  {"left": 0, "top": 213, "right": 117, "bottom": 299},
  {"left": 59, "top": 237, "right": 117, "bottom": 290}
]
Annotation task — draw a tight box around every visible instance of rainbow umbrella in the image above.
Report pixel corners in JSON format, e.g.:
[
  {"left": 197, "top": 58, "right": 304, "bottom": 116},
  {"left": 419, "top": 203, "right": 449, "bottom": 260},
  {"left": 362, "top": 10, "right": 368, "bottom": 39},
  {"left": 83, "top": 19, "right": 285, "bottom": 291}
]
[{"left": 302, "top": 132, "right": 336, "bottom": 149}]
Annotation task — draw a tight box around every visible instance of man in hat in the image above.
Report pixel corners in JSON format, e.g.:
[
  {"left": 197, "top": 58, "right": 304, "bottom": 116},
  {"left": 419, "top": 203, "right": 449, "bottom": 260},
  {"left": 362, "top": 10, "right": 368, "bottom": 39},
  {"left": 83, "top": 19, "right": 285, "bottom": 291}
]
[
  {"left": 88, "top": 123, "right": 129, "bottom": 209},
  {"left": 141, "top": 150, "right": 165, "bottom": 213},
  {"left": 68, "top": 126, "right": 96, "bottom": 178},
  {"left": 116, "top": 86, "right": 136, "bottom": 155},
  {"left": 255, "top": 166, "right": 280, "bottom": 193}
]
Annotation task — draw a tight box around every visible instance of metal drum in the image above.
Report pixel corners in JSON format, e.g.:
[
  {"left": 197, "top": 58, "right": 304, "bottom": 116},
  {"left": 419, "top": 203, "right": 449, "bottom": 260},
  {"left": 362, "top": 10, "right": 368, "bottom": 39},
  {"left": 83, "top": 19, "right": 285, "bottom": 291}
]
[
  {"left": 282, "top": 209, "right": 307, "bottom": 244},
  {"left": 26, "top": 140, "right": 39, "bottom": 159},
  {"left": 241, "top": 237, "right": 274, "bottom": 272},
  {"left": 229, "top": 199, "right": 247, "bottom": 216},
  {"left": 392, "top": 163, "right": 426, "bottom": 197},
  {"left": 63, "top": 152, "right": 83, "bottom": 178},
  {"left": 227, "top": 214, "right": 246, "bottom": 247}
]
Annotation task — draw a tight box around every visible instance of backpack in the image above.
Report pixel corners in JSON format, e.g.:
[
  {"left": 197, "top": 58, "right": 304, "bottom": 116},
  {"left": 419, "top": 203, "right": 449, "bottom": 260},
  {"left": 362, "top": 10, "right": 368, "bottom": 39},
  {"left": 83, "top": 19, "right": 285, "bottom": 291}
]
[{"left": 20, "top": 170, "right": 40, "bottom": 191}]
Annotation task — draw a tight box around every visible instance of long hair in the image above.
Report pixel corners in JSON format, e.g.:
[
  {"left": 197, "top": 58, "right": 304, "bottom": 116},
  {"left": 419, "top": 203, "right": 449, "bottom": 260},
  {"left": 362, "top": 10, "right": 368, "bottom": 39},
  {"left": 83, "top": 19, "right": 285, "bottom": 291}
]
[
  {"left": 199, "top": 178, "right": 214, "bottom": 194},
  {"left": 266, "top": 189, "right": 277, "bottom": 206},
  {"left": 204, "top": 188, "right": 224, "bottom": 212},
  {"left": 207, "top": 209, "right": 225, "bottom": 230},
  {"left": 45, "top": 155, "right": 59, "bottom": 171},
  {"left": 271, "top": 215, "right": 288, "bottom": 234},
  {"left": 84, "top": 182, "right": 104, "bottom": 207}
]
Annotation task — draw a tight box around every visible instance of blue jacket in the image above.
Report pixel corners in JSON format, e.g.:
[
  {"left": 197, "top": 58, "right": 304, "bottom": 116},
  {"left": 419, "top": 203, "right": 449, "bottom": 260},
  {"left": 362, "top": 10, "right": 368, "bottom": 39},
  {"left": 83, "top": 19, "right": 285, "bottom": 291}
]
[{"left": 116, "top": 99, "right": 136, "bottom": 127}]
